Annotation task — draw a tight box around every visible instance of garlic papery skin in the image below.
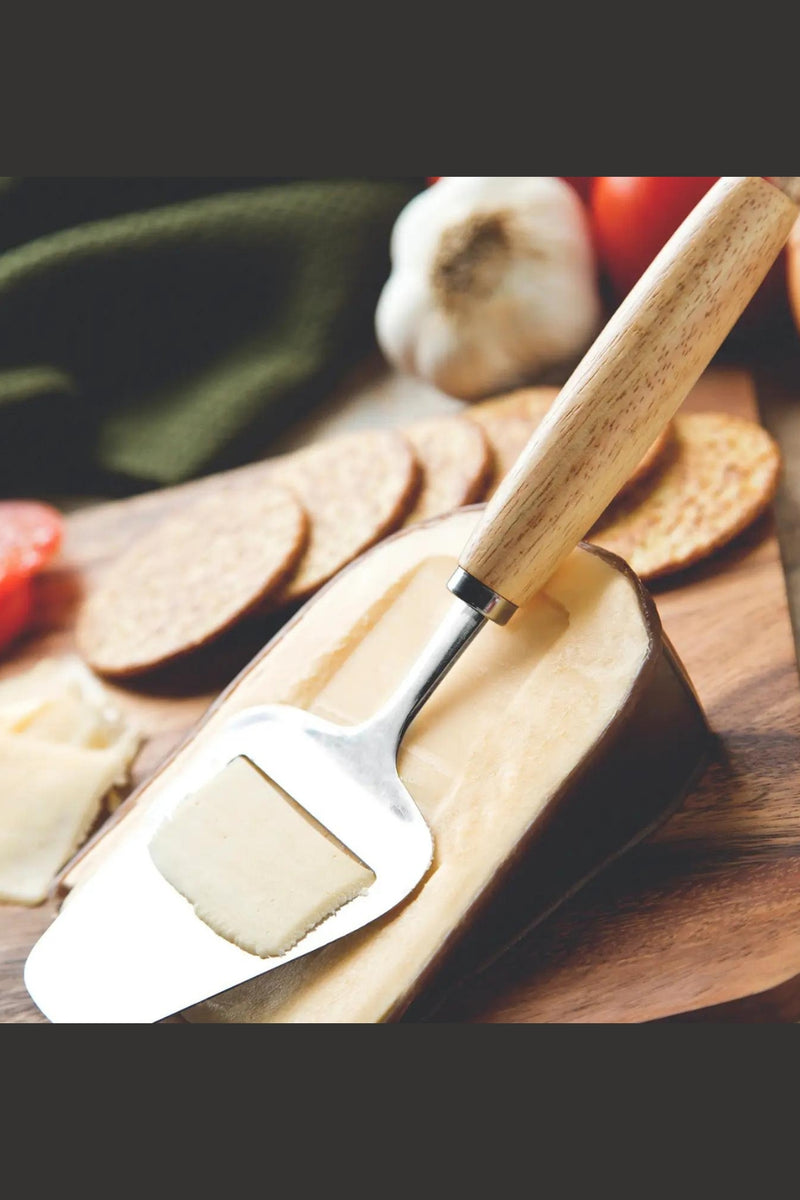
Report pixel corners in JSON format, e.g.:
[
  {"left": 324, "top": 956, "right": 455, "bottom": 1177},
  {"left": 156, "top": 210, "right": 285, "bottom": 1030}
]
[{"left": 375, "top": 177, "right": 603, "bottom": 400}]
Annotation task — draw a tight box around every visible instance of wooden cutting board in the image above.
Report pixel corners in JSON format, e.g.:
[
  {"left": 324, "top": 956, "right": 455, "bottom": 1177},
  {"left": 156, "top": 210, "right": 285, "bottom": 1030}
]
[{"left": 2, "top": 363, "right": 799, "bottom": 1023}]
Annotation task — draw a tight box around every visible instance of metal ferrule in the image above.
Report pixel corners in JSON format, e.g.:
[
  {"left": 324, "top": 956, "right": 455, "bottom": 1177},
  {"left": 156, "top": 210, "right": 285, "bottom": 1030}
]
[{"left": 447, "top": 567, "right": 517, "bottom": 625}]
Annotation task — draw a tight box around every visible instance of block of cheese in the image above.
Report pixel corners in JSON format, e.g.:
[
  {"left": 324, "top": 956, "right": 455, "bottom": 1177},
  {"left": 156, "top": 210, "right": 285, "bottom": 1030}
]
[
  {"left": 149, "top": 756, "right": 375, "bottom": 958},
  {"left": 0, "top": 656, "right": 139, "bottom": 905},
  {"left": 62, "top": 509, "right": 708, "bottom": 1023}
]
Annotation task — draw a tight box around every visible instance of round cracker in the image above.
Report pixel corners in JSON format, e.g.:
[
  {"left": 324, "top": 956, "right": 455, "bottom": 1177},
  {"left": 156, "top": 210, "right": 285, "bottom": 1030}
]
[
  {"left": 624, "top": 423, "right": 673, "bottom": 491},
  {"left": 266, "top": 429, "right": 419, "bottom": 605},
  {"left": 469, "top": 386, "right": 560, "bottom": 422},
  {"left": 77, "top": 482, "right": 308, "bottom": 677},
  {"left": 468, "top": 386, "right": 672, "bottom": 499},
  {"left": 589, "top": 412, "right": 780, "bottom": 580},
  {"left": 402, "top": 416, "right": 492, "bottom": 526},
  {"left": 467, "top": 413, "right": 543, "bottom": 501}
]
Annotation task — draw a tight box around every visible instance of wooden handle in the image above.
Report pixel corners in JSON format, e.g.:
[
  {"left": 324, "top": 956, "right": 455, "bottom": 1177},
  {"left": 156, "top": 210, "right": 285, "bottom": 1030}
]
[{"left": 458, "top": 176, "right": 799, "bottom": 610}]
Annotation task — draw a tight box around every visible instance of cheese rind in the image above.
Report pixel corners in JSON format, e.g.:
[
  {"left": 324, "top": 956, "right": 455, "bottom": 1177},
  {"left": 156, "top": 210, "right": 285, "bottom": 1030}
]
[{"left": 149, "top": 756, "right": 375, "bottom": 958}]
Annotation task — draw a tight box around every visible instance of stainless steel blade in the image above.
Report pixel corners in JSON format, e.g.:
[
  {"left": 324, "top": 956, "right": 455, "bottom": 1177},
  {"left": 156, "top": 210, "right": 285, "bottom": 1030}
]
[{"left": 25, "top": 599, "right": 487, "bottom": 1022}]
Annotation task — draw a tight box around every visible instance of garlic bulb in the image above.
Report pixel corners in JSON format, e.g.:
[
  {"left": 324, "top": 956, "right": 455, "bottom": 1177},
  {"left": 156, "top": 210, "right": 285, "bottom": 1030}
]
[{"left": 375, "top": 176, "right": 602, "bottom": 400}]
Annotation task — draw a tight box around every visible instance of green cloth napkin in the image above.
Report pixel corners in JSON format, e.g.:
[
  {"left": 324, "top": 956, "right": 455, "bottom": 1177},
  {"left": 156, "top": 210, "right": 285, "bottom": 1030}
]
[{"left": 0, "top": 178, "right": 421, "bottom": 496}]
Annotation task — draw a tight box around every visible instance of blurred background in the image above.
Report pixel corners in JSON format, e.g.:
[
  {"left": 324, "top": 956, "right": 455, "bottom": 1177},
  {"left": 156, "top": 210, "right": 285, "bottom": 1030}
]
[
  {"left": 1, "top": 176, "right": 797, "bottom": 494},
  {"left": 2, "top": 174, "right": 796, "bottom": 620},
  {"left": 1, "top": 174, "right": 798, "bottom": 637},
  {"left": 0, "top": 176, "right": 425, "bottom": 497}
]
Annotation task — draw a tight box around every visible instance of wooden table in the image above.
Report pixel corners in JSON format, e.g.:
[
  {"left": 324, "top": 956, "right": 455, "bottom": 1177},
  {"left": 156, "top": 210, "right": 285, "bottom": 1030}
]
[{"left": 673, "top": 347, "right": 800, "bottom": 1021}]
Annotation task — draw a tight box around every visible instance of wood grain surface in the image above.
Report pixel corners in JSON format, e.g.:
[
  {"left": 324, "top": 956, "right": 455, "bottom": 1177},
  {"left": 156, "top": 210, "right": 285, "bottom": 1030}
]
[{"left": 1, "top": 363, "right": 799, "bottom": 1023}]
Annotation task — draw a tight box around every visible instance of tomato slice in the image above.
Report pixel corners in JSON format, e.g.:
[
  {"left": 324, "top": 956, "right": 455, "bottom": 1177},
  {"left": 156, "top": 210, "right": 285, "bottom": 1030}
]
[
  {"left": 0, "top": 501, "right": 64, "bottom": 578},
  {"left": 0, "top": 574, "right": 34, "bottom": 653},
  {"left": 0, "top": 502, "right": 62, "bottom": 654}
]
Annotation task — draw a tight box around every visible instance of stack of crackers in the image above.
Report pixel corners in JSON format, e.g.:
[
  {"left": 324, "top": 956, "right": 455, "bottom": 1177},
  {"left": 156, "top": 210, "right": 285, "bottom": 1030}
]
[{"left": 77, "top": 388, "right": 781, "bottom": 679}]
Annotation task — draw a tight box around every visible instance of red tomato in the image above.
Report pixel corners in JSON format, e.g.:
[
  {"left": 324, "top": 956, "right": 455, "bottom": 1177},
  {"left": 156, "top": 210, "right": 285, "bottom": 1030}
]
[
  {"left": 0, "top": 501, "right": 63, "bottom": 577},
  {"left": 590, "top": 177, "right": 787, "bottom": 333},
  {"left": 0, "top": 575, "right": 34, "bottom": 653},
  {"left": 561, "top": 177, "right": 594, "bottom": 201},
  {"left": 0, "top": 502, "right": 62, "bottom": 655},
  {"left": 591, "top": 177, "right": 719, "bottom": 297}
]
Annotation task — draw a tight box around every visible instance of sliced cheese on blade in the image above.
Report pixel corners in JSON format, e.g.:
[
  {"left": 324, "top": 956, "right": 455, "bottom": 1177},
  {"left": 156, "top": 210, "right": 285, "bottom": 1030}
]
[{"left": 149, "top": 756, "right": 375, "bottom": 959}]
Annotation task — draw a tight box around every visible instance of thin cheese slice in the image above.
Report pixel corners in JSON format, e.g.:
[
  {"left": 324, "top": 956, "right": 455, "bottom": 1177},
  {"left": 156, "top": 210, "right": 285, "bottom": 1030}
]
[
  {"left": 149, "top": 756, "right": 375, "bottom": 958},
  {"left": 4, "top": 694, "right": 117, "bottom": 748},
  {"left": 0, "top": 656, "right": 139, "bottom": 904},
  {"left": 0, "top": 656, "right": 136, "bottom": 755},
  {"left": 0, "top": 734, "right": 134, "bottom": 905},
  {"left": 0, "top": 699, "right": 44, "bottom": 735}
]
